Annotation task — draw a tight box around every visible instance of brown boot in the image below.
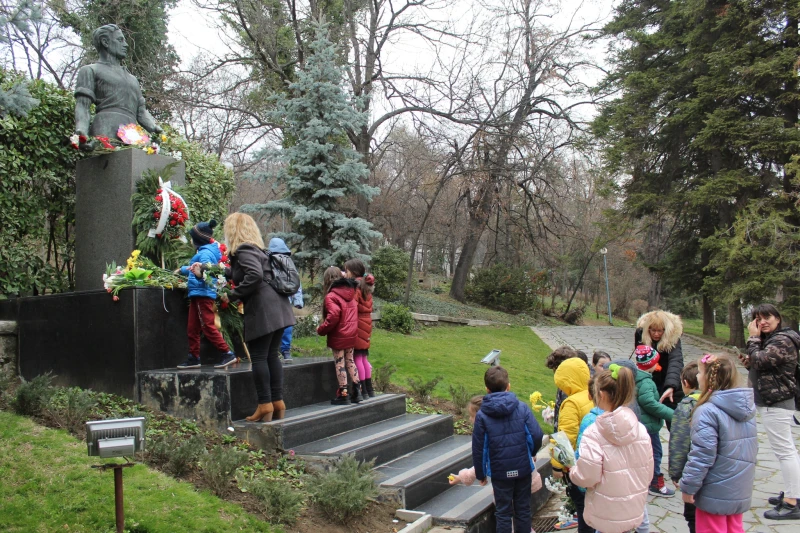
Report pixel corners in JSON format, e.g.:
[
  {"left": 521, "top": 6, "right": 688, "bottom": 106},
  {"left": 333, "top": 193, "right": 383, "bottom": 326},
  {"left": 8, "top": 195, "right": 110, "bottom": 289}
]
[
  {"left": 245, "top": 403, "right": 274, "bottom": 422},
  {"left": 272, "top": 400, "right": 286, "bottom": 420}
]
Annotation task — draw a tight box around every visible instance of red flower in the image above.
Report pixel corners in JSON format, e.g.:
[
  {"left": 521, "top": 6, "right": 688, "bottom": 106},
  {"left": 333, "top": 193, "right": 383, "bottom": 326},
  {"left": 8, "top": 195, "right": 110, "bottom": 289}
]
[
  {"left": 169, "top": 220, "right": 177, "bottom": 226},
  {"left": 79, "top": 135, "right": 87, "bottom": 144},
  {"left": 219, "top": 244, "right": 227, "bottom": 254},
  {"left": 229, "top": 281, "right": 236, "bottom": 289},
  {"left": 221, "top": 255, "right": 228, "bottom": 263},
  {"left": 113, "top": 295, "right": 120, "bottom": 302},
  {"left": 154, "top": 212, "right": 160, "bottom": 219},
  {"left": 209, "top": 238, "right": 215, "bottom": 244},
  {"left": 221, "top": 300, "right": 229, "bottom": 310}
]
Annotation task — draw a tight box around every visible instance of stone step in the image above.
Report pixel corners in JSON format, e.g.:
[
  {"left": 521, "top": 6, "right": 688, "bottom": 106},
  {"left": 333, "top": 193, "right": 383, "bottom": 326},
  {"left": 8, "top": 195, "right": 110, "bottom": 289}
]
[
  {"left": 137, "top": 357, "right": 339, "bottom": 430},
  {"left": 414, "top": 458, "right": 554, "bottom": 533},
  {"left": 417, "top": 483, "right": 496, "bottom": 533},
  {"left": 375, "top": 435, "right": 473, "bottom": 510},
  {"left": 292, "top": 413, "right": 454, "bottom": 466},
  {"left": 233, "top": 393, "right": 407, "bottom": 451}
]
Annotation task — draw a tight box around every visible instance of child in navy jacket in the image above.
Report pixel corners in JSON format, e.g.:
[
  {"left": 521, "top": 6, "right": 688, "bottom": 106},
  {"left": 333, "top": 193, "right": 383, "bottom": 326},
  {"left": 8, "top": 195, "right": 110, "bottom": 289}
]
[{"left": 472, "top": 366, "right": 544, "bottom": 533}]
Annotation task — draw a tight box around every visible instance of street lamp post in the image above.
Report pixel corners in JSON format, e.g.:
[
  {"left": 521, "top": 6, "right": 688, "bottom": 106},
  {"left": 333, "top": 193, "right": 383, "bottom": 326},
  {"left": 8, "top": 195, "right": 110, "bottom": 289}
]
[{"left": 600, "top": 248, "right": 612, "bottom": 326}]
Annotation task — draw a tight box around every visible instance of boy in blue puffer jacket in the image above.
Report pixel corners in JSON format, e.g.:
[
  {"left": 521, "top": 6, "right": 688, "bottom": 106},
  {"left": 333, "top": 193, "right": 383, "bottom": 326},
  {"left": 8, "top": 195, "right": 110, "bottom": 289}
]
[
  {"left": 176, "top": 220, "right": 235, "bottom": 369},
  {"left": 472, "top": 366, "right": 544, "bottom": 533}
]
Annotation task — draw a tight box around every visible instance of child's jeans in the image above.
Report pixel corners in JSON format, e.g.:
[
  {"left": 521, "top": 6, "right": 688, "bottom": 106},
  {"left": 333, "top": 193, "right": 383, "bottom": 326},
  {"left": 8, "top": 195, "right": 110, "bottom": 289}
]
[
  {"left": 695, "top": 508, "right": 743, "bottom": 533},
  {"left": 354, "top": 349, "right": 372, "bottom": 379},
  {"left": 649, "top": 431, "right": 662, "bottom": 482},
  {"left": 188, "top": 296, "right": 230, "bottom": 357},
  {"left": 280, "top": 326, "right": 293, "bottom": 353},
  {"left": 332, "top": 348, "right": 359, "bottom": 387},
  {"left": 492, "top": 473, "right": 532, "bottom": 533}
]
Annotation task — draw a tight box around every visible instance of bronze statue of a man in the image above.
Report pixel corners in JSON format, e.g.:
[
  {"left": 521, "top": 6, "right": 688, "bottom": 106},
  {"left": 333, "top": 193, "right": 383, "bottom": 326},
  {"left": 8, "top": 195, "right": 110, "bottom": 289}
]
[{"left": 74, "top": 24, "right": 162, "bottom": 141}]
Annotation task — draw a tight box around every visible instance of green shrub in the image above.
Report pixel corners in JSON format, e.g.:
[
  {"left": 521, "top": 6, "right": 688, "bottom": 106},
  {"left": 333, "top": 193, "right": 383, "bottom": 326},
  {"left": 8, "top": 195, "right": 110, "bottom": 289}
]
[
  {"left": 372, "top": 362, "right": 397, "bottom": 393},
  {"left": 310, "top": 454, "right": 377, "bottom": 523},
  {"left": 13, "top": 373, "right": 55, "bottom": 416},
  {"left": 448, "top": 383, "right": 475, "bottom": 411},
  {"left": 49, "top": 387, "right": 97, "bottom": 432},
  {"left": 378, "top": 303, "right": 414, "bottom": 334},
  {"left": 407, "top": 375, "right": 443, "bottom": 402},
  {"left": 371, "top": 245, "right": 410, "bottom": 301},
  {"left": 149, "top": 433, "right": 207, "bottom": 476},
  {"left": 664, "top": 295, "right": 701, "bottom": 319},
  {"left": 292, "top": 315, "right": 319, "bottom": 338},
  {"left": 200, "top": 445, "right": 249, "bottom": 495},
  {"left": 464, "top": 264, "right": 545, "bottom": 314},
  {"left": 239, "top": 475, "right": 305, "bottom": 525}
]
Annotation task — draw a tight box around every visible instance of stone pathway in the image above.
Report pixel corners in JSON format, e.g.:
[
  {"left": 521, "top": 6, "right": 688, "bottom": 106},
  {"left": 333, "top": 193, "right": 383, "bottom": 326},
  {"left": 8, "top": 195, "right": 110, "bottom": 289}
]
[{"left": 532, "top": 325, "right": 800, "bottom": 533}]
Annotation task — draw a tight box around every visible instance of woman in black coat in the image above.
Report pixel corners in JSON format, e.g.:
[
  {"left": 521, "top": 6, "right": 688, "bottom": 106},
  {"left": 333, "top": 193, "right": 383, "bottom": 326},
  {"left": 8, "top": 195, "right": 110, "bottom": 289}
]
[
  {"left": 220, "top": 213, "right": 295, "bottom": 422},
  {"left": 634, "top": 310, "right": 685, "bottom": 418}
]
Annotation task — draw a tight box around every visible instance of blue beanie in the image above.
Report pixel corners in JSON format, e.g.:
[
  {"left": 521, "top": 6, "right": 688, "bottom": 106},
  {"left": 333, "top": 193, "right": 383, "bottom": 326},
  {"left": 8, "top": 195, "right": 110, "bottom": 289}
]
[{"left": 190, "top": 219, "right": 217, "bottom": 246}]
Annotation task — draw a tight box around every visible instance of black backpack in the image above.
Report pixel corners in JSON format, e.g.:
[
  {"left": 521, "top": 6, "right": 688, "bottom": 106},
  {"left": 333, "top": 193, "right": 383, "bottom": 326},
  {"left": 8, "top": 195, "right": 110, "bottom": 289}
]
[{"left": 264, "top": 251, "right": 301, "bottom": 296}]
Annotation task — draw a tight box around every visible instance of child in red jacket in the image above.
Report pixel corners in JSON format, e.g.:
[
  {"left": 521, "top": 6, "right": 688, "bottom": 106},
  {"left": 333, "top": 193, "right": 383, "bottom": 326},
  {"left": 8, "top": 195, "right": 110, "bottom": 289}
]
[
  {"left": 344, "top": 258, "right": 376, "bottom": 398},
  {"left": 317, "top": 266, "right": 362, "bottom": 405}
]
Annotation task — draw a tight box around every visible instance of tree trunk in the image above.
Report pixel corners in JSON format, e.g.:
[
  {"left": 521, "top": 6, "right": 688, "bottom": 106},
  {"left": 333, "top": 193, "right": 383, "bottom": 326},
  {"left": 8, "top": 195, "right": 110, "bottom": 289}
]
[
  {"left": 449, "top": 185, "right": 495, "bottom": 302},
  {"left": 728, "top": 300, "right": 745, "bottom": 348},
  {"left": 702, "top": 294, "right": 716, "bottom": 337}
]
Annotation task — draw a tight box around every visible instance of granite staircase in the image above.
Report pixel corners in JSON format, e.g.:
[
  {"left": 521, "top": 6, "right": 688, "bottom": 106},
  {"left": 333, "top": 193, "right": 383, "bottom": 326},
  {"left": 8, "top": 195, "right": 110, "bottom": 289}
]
[{"left": 137, "top": 356, "right": 552, "bottom": 533}]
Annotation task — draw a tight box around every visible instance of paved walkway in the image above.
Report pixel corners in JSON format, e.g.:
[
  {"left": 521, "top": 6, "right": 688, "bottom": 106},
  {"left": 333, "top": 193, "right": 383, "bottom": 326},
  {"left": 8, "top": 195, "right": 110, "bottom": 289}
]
[{"left": 532, "top": 326, "right": 800, "bottom": 533}]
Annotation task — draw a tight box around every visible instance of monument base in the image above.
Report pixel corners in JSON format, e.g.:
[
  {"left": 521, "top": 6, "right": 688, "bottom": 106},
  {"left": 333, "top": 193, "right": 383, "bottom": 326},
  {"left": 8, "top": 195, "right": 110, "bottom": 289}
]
[
  {"left": 74, "top": 149, "right": 185, "bottom": 291},
  {"left": 4, "top": 288, "right": 202, "bottom": 399}
]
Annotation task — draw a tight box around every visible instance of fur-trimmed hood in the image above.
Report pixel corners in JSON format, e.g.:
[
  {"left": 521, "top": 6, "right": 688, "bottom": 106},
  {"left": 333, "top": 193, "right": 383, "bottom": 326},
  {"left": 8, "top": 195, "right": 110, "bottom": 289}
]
[{"left": 637, "top": 310, "right": 683, "bottom": 353}]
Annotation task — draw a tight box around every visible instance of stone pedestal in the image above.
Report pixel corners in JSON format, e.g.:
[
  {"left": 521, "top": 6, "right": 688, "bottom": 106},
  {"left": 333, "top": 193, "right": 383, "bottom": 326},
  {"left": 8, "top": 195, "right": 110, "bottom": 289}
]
[{"left": 75, "top": 149, "right": 185, "bottom": 291}]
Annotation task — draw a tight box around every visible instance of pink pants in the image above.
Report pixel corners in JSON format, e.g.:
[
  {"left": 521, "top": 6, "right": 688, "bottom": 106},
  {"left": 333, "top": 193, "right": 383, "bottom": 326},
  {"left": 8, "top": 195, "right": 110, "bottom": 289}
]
[
  {"left": 695, "top": 508, "right": 743, "bottom": 533},
  {"left": 354, "top": 349, "right": 372, "bottom": 379}
]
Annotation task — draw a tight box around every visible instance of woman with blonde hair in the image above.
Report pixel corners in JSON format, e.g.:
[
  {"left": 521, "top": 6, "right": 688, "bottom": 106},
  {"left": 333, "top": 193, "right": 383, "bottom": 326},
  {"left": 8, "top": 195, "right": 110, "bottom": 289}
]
[
  {"left": 219, "top": 213, "right": 295, "bottom": 421},
  {"left": 634, "top": 310, "right": 685, "bottom": 411}
]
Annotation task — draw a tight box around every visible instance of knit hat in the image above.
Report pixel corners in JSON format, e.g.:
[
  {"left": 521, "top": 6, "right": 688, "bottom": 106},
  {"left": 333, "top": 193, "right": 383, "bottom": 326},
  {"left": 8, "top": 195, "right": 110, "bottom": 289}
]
[
  {"left": 635, "top": 345, "right": 661, "bottom": 372},
  {"left": 190, "top": 219, "right": 217, "bottom": 246}
]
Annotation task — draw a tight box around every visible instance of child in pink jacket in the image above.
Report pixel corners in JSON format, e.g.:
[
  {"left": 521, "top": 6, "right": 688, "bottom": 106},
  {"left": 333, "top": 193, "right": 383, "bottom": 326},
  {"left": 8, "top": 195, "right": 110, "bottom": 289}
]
[
  {"left": 449, "top": 396, "right": 543, "bottom": 494},
  {"left": 569, "top": 364, "right": 653, "bottom": 533}
]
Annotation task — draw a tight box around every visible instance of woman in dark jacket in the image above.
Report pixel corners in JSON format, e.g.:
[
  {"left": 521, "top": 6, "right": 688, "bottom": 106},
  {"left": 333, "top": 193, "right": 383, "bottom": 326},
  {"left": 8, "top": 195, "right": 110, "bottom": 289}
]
[
  {"left": 634, "top": 310, "right": 685, "bottom": 418},
  {"left": 742, "top": 303, "right": 800, "bottom": 520},
  {"left": 219, "top": 213, "right": 295, "bottom": 422}
]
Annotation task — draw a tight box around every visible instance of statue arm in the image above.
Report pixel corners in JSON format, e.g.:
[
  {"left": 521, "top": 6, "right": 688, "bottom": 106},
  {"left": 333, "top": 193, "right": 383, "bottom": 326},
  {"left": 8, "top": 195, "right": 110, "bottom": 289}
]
[
  {"left": 136, "top": 93, "right": 162, "bottom": 135},
  {"left": 74, "top": 66, "right": 96, "bottom": 136}
]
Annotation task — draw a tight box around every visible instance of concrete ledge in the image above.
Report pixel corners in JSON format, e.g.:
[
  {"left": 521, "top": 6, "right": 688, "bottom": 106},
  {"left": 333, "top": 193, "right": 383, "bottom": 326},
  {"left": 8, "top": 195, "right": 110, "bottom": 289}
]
[
  {"left": 411, "top": 313, "right": 439, "bottom": 323},
  {"left": 396, "top": 511, "right": 432, "bottom": 533},
  {"left": 0, "top": 321, "right": 18, "bottom": 335}
]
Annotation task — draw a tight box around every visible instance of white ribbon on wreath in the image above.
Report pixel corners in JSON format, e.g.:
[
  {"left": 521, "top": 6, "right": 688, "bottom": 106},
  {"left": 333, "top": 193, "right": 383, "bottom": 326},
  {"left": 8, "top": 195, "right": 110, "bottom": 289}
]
[{"left": 148, "top": 177, "right": 190, "bottom": 243}]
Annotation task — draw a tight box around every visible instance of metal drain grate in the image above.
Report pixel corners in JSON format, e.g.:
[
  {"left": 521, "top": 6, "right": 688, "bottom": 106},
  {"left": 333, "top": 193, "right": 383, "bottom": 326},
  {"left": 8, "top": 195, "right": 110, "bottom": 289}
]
[{"left": 531, "top": 516, "right": 561, "bottom": 533}]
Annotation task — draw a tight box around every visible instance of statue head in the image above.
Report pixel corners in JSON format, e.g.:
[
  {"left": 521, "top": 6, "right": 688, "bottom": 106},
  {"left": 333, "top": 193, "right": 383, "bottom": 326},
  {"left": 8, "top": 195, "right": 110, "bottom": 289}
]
[{"left": 92, "top": 24, "right": 128, "bottom": 60}]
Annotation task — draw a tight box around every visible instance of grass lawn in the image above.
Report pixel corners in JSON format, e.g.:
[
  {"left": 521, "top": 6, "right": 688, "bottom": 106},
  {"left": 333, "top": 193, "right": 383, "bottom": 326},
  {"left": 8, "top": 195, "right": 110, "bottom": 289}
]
[
  {"left": 681, "top": 318, "right": 731, "bottom": 344},
  {"left": 0, "top": 411, "right": 275, "bottom": 533},
  {"left": 293, "top": 325, "right": 557, "bottom": 425}
]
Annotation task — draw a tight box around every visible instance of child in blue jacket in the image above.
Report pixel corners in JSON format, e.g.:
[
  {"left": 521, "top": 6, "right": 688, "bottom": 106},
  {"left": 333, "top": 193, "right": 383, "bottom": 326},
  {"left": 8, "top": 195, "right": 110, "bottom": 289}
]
[
  {"left": 472, "top": 366, "right": 544, "bottom": 533},
  {"left": 176, "top": 220, "right": 235, "bottom": 369}
]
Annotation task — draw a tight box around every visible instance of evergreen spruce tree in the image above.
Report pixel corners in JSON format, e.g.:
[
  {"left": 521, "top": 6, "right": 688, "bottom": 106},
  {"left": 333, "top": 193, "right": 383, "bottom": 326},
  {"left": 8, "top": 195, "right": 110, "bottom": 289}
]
[{"left": 244, "top": 21, "right": 380, "bottom": 278}]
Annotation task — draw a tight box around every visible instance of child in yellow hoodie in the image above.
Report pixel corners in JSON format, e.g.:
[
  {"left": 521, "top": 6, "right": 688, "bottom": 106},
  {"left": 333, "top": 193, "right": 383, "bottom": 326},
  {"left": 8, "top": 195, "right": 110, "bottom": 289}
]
[{"left": 552, "top": 357, "right": 594, "bottom": 532}]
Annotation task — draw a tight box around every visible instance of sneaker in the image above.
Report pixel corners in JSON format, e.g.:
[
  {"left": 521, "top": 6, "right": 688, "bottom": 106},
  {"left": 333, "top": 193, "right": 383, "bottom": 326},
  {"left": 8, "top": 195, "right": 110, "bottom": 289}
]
[
  {"left": 177, "top": 355, "right": 201, "bottom": 369},
  {"left": 649, "top": 474, "right": 675, "bottom": 498},
  {"left": 765, "top": 500, "right": 800, "bottom": 520},
  {"left": 331, "top": 387, "right": 350, "bottom": 405},
  {"left": 769, "top": 492, "right": 785, "bottom": 506},
  {"left": 282, "top": 351, "right": 293, "bottom": 362},
  {"left": 214, "top": 352, "right": 238, "bottom": 368},
  {"left": 553, "top": 518, "right": 578, "bottom": 530}
]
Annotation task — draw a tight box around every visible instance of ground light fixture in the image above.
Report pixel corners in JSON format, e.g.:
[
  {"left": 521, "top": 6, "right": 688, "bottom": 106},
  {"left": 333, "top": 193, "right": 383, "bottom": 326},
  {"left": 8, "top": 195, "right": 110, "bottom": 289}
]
[
  {"left": 481, "top": 349, "right": 502, "bottom": 367},
  {"left": 86, "top": 417, "right": 146, "bottom": 533}
]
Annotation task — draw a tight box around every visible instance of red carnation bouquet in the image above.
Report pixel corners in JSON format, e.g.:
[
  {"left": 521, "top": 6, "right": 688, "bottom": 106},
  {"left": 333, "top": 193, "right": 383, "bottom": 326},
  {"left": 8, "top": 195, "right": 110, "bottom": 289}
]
[{"left": 151, "top": 186, "right": 189, "bottom": 241}]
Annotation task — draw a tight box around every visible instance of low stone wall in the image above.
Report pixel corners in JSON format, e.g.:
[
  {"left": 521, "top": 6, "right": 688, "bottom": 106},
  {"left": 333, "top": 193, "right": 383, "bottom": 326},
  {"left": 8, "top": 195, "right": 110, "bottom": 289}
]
[{"left": 0, "top": 321, "right": 18, "bottom": 380}]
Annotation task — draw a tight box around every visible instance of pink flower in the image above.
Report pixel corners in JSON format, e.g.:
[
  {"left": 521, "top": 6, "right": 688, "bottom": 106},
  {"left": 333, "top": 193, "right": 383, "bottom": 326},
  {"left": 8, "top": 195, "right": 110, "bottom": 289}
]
[
  {"left": 289, "top": 449, "right": 295, "bottom": 458},
  {"left": 112, "top": 295, "right": 120, "bottom": 302}
]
